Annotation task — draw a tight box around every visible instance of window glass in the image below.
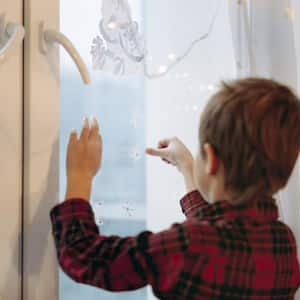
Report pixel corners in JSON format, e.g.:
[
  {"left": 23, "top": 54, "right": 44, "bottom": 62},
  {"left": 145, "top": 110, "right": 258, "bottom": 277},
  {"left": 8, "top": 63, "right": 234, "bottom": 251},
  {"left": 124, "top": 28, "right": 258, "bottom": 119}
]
[{"left": 59, "top": 1, "right": 235, "bottom": 299}]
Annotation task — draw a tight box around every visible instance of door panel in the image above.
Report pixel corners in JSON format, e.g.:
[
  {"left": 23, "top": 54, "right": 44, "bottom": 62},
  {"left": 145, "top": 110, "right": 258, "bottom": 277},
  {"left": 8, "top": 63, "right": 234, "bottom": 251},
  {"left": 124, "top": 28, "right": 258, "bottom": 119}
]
[
  {"left": 23, "top": 0, "right": 59, "bottom": 299},
  {"left": 0, "top": 2, "right": 23, "bottom": 300}
]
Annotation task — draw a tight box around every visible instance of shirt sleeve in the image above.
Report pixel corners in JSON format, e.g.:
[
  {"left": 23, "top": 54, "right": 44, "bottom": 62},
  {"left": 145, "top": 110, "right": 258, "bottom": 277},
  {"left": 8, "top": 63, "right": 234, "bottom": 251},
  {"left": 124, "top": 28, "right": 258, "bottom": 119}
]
[
  {"left": 50, "top": 199, "right": 191, "bottom": 294},
  {"left": 180, "top": 190, "right": 209, "bottom": 218}
]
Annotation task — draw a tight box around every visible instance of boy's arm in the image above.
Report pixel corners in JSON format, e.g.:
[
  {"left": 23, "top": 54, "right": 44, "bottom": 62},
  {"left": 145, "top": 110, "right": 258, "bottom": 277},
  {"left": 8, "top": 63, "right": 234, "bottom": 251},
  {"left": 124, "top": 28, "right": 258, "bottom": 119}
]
[
  {"left": 180, "top": 166, "right": 209, "bottom": 218},
  {"left": 50, "top": 199, "right": 191, "bottom": 295},
  {"left": 180, "top": 190, "right": 209, "bottom": 218}
]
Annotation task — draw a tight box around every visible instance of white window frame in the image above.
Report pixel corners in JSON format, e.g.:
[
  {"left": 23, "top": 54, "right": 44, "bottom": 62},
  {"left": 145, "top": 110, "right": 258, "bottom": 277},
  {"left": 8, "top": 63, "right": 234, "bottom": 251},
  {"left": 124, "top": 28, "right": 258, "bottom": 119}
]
[
  {"left": 0, "top": 1, "right": 23, "bottom": 300},
  {"left": 23, "top": 0, "right": 59, "bottom": 299}
]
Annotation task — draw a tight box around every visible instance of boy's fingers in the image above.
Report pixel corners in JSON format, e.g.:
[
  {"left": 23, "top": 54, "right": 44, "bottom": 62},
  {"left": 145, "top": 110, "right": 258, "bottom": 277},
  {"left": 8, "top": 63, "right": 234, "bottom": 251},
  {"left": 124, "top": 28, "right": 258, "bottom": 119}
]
[
  {"left": 69, "top": 130, "right": 78, "bottom": 144},
  {"left": 80, "top": 118, "right": 90, "bottom": 141},
  {"left": 93, "top": 117, "right": 100, "bottom": 130},
  {"left": 90, "top": 131, "right": 102, "bottom": 145},
  {"left": 158, "top": 139, "right": 170, "bottom": 148},
  {"left": 162, "top": 158, "right": 171, "bottom": 164},
  {"left": 145, "top": 147, "right": 166, "bottom": 158},
  {"left": 89, "top": 118, "right": 100, "bottom": 138},
  {"left": 67, "top": 131, "right": 78, "bottom": 154}
]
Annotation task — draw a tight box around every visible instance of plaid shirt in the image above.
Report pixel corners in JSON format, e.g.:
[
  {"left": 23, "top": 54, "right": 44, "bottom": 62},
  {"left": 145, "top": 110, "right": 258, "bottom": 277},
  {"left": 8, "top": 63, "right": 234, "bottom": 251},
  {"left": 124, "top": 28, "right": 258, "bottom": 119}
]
[{"left": 50, "top": 190, "right": 300, "bottom": 299}]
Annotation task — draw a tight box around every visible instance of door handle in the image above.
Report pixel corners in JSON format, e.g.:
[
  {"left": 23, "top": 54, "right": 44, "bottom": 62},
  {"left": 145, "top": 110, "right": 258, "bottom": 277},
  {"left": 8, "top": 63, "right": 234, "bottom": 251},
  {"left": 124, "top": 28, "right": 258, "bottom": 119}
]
[
  {"left": 39, "top": 22, "right": 91, "bottom": 84},
  {"left": 0, "top": 14, "right": 25, "bottom": 66}
]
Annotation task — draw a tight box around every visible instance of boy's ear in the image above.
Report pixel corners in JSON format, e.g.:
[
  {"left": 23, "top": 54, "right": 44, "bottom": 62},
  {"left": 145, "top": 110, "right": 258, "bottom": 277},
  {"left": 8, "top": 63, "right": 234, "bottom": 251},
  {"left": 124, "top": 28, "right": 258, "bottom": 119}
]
[{"left": 203, "top": 143, "right": 219, "bottom": 175}]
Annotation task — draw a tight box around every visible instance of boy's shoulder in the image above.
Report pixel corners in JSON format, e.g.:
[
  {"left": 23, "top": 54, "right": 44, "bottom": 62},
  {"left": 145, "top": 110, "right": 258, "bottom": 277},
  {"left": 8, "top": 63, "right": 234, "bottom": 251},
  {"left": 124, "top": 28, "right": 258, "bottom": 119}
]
[{"left": 182, "top": 216, "right": 298, "bottom": 255}]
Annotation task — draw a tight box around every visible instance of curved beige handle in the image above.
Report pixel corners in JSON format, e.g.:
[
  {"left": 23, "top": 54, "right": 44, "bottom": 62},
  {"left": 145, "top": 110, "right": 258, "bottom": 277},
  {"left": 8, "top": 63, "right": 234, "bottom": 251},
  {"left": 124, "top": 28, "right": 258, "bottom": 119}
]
[
  {"left": 0, "top": 15, "right": 25, "bottom": 66},
  {"left": 40, "top": 22, "right": 91, "bottom": 84}
]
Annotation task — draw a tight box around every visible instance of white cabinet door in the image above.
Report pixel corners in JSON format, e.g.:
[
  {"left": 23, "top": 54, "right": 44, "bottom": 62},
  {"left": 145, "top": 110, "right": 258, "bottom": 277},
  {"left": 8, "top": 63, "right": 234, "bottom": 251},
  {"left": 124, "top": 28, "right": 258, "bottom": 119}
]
[{"left": 0, "top": 2, "right": 23, "bottom": 300}]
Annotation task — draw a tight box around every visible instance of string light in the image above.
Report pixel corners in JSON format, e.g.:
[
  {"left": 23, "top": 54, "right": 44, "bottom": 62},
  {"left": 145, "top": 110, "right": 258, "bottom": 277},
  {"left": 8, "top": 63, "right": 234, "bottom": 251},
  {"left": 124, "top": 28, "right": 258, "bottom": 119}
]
[
  {"left": 285, "top": 7, "right": 295, "bottom": 21},
  {"left": 144, "top": 1, "right": 220, "bottom": 79},
  {"left": 157, "top": 65, "right": 168, "bottom": 74},
  {"left": 207, "top": 84, "right": 215, "bottom": 91},
  {"left": 168, "top": 53, "right": 177, "bottom": 61},
  {"left": 92, "top": 0, "right": 221, "bottom": 78}
]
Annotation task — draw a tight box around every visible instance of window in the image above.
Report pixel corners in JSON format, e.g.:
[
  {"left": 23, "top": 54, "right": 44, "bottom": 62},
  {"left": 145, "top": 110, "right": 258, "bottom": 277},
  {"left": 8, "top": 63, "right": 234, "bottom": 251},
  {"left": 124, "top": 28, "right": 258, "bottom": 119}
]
[{"left": 58, "top": 1, "right": 235, "bottom": 299}]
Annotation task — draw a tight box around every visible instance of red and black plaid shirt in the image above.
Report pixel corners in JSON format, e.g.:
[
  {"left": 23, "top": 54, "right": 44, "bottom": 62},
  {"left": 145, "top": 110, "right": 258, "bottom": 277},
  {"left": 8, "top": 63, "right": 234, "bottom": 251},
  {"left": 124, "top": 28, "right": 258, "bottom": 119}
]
[{"left": 50, "top": 190, "right": 300, "bottom": 299}]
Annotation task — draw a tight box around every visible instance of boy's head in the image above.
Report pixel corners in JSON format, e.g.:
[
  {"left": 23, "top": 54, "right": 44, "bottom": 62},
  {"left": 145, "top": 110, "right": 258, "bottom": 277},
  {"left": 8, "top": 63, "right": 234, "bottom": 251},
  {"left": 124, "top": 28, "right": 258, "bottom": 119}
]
[{"left": 194, "top": 77, "right": 300, "bottom": 205}]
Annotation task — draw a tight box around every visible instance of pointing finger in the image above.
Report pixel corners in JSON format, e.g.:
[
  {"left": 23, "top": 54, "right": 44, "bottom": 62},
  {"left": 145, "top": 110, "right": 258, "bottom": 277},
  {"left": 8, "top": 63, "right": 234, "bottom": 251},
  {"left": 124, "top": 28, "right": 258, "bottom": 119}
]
[{"left": 145, "top": 147, "right": 166, "bottom": 158}]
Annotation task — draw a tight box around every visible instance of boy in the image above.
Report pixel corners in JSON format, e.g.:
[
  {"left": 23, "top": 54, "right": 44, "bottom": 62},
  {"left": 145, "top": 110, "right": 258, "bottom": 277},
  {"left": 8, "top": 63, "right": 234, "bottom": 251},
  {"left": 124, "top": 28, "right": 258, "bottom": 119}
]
[{"left": 50, "top": 78, "right": 300, "bottom": 299}]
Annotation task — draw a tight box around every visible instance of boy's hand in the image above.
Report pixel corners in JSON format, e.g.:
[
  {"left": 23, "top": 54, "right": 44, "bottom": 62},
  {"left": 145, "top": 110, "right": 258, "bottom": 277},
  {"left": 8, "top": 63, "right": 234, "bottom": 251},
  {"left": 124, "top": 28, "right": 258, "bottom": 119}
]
[
  {"left": 145, "top": 137, "right": 194, "bottom": 174},
  {"left": 65, "top": 117, "right": 102, "bottom": 201}
]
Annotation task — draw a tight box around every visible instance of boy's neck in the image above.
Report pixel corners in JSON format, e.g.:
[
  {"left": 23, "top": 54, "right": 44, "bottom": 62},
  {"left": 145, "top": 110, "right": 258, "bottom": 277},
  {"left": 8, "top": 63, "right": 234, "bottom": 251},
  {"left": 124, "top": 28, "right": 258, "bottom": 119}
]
[{"left": 206, "top": 179, "right": 231, "bottom": 204}]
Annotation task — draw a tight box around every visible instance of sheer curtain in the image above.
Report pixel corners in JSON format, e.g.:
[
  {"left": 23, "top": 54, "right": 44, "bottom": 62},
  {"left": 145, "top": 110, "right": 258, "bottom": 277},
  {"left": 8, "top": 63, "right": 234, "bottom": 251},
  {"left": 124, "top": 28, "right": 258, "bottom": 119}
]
[{"left": 229, "top": 1, "right": 300, "bottom": 298}]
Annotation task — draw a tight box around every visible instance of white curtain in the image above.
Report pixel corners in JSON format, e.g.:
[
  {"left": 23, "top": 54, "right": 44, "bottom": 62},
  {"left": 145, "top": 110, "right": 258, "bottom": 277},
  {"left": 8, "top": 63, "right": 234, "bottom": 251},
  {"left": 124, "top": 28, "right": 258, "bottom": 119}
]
[{"left": 229, "top": 1, "right": 300, "bottom": 298}]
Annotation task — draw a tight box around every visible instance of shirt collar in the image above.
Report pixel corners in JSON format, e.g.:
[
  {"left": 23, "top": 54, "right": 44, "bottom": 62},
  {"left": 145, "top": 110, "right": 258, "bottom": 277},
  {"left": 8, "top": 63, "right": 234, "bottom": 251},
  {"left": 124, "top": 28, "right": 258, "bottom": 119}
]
[{"left": 197, "top": 195, "right": 279, "bottom": 222}]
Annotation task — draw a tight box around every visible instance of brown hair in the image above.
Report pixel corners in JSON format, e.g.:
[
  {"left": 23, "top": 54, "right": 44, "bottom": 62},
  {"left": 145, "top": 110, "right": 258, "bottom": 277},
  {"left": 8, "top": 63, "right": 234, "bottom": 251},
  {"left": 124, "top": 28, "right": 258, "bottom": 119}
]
[{"left": 199, "top": 77, "right": 300, "bottom": 205}]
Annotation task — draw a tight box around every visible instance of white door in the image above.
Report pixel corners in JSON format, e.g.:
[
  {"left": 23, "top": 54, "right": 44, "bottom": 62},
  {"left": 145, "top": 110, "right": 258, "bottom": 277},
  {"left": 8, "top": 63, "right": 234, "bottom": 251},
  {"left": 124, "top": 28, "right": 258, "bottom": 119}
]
[{"left": 0, "top": 2, "right": 24, "bottom": 300}]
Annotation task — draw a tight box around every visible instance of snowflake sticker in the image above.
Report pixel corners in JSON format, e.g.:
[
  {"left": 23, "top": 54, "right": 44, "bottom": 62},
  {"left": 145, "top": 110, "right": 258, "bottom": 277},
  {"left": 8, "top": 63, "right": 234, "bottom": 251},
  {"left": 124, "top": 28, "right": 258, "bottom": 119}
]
[
  {"left": 122, "top": 201, "right": 136, "bottom": 217},
  {"left": 129, "top": 146, "right": 142, "bottom": 162}
]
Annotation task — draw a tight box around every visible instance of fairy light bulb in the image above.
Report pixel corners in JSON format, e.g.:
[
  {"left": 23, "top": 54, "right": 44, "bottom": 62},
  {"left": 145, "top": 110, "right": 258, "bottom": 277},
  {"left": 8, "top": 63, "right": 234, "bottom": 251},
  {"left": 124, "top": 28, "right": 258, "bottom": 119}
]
[
  {"left": 168, "top": 53, "right": 177, "bottom": 61},
  {"left": 285, "top": 7, "right": 295, "bottom": 21},
  {"left": 207, "top": 84, "right": 215, "bottom": 91},
  {"left": 158, "top": 65, "right": 167, "bottom": 74}
]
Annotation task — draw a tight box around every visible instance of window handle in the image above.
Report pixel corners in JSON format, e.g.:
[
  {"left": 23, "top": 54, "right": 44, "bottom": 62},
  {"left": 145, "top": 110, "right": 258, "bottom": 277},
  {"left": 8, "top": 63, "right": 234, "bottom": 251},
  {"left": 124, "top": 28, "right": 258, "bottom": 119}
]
[
  {"left": 0, "top": 14, "right": 25, "bottom": 66},
  {"left": 39, "top": 22, "right": 91, "bottom": 85}
]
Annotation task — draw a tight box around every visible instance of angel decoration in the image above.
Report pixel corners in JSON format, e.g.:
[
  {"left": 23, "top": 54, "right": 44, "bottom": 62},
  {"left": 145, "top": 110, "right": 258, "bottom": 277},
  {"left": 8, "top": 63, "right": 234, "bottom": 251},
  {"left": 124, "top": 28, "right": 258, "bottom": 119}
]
[{"left": 90, "top": 0, "right": 146, "bottom": 76}]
